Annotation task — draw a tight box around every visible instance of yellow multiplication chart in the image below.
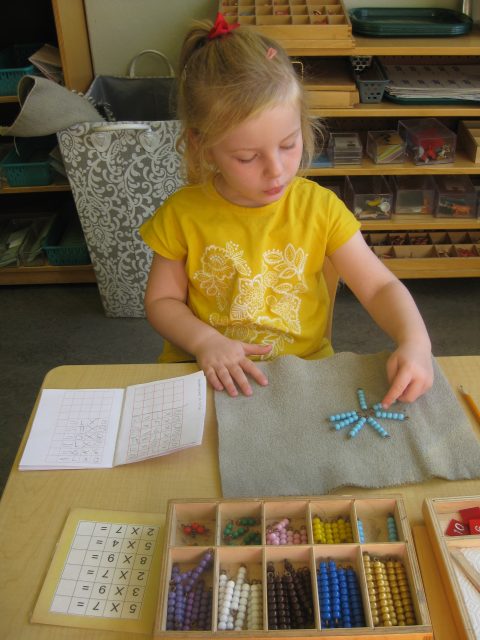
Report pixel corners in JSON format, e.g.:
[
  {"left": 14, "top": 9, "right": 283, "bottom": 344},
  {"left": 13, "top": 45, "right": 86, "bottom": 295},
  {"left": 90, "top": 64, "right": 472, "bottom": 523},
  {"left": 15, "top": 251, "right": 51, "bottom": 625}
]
[{"left": 32, "top": 507, "right": 165, "bottom": 634}]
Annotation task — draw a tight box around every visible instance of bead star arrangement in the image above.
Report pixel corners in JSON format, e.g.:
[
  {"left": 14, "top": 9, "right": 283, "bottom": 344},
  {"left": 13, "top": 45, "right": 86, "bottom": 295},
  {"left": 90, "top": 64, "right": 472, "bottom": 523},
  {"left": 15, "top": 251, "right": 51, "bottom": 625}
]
[{"left": 328, "top": 388, "right": 408, "bottom": 439}]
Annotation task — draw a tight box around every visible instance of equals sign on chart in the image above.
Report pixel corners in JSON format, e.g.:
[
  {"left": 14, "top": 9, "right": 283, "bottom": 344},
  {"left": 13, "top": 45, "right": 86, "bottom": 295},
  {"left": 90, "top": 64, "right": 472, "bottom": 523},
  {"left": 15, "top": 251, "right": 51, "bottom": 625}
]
[
  {"left": 76, "top": 601, "right": 86, "bottom": 608},
  {"left": 95, "top": 539, "right": 104, "bottom": 545}
]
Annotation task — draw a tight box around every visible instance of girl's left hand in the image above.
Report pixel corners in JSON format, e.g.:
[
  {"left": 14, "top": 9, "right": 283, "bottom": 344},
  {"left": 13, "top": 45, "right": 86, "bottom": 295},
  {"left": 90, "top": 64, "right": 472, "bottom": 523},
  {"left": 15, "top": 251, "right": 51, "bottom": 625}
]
[{"left": 381, "top": 344, "right": 434, "bottom": 407}]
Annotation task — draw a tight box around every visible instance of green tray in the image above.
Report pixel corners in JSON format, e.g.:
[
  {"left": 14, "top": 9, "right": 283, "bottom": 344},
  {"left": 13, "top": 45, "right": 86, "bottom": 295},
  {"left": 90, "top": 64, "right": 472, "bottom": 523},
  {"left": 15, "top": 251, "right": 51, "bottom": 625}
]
[{"left": 350, "top": 8, "right": 473, "bottom": 38}]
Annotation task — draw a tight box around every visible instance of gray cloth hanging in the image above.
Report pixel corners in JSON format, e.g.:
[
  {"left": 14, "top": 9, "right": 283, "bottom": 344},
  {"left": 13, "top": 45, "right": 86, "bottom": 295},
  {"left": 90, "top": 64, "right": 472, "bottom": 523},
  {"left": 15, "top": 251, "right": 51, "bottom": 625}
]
[{"left": 0, "top": 75, "right": 103, "bottom": 137}]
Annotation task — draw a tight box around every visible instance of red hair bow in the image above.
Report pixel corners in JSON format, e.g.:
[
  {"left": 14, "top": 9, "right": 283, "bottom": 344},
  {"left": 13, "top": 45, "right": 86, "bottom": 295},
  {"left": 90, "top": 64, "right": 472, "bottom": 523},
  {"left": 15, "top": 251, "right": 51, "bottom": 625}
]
[{"left": 208, "top": 12, "right": 240, "bottom": 39}]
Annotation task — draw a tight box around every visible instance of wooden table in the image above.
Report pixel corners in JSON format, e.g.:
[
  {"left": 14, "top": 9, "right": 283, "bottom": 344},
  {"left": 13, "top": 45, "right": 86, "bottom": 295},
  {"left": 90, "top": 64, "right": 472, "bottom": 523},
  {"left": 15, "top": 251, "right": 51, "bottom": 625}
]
[{"left": 1, "top": 357, "right": 480, "bottom": 639}]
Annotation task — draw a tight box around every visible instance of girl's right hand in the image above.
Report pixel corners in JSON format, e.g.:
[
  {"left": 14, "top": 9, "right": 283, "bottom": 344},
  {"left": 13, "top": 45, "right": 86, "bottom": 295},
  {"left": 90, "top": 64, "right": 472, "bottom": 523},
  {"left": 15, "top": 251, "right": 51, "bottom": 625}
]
[{"left": 194, "top": 334, "right": 272, "bottom": 397}]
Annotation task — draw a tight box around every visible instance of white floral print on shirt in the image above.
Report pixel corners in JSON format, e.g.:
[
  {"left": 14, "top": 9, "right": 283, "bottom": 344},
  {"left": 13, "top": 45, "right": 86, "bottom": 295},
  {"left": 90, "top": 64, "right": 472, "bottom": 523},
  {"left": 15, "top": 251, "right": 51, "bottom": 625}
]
[{"left": 193, "top": 242, "right": 308, "bottom": 357}]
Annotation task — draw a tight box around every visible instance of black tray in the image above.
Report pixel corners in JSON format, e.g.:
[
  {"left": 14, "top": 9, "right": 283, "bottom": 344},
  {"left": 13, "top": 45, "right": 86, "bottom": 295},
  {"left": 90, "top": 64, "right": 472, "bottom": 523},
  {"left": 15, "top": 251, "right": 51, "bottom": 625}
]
[{"left": 350, "top": 8, "right": 473, "bottom": 37}]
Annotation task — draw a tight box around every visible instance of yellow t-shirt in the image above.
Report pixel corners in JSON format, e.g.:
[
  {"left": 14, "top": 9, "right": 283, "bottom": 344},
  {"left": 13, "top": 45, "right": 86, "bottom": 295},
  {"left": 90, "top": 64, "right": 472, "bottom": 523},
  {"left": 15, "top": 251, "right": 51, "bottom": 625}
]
[{"left": 140, "top": 176, "right": 360, "bottom": 363}]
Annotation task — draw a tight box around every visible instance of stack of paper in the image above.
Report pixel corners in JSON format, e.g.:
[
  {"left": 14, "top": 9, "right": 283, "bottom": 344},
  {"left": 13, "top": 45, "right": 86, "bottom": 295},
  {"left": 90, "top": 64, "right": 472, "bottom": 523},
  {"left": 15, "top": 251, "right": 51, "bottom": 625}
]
[{"left": 381, "top": 61, "right": 480, "bottom": 102}]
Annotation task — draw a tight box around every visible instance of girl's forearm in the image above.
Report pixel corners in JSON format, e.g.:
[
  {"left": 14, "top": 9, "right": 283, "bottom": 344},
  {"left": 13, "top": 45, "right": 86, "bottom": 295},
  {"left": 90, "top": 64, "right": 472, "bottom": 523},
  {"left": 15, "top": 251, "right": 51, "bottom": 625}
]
[
  {"left": 366, "top": 280, "right": 431, "bottom": 349},
  {"left": 145, "top": 298, "right": 220, "bottom": 357}
]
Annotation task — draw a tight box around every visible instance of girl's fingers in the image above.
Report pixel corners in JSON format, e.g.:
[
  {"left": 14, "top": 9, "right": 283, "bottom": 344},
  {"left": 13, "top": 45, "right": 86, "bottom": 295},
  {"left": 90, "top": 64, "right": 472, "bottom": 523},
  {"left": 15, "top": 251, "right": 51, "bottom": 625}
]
[
  {"left": 242, "top": 358, "right": 269, "bottom": 387},
  {"left": 216, "top": 365, "right": 247, "bottom": 397},
  {"left": 396, "top": 378, "right": 427, "bottom": 404},
  {"left": 217, "top": 370, "right": 239, "bottom": 397},
  {"left": 243, "top": 342, "right": 272, "bottom": 356},
  {"left": 382, "top": 364, "right": 412, "bottom": 407},
  {"left": 383, "top": 366, "right": 430, "bottom": 407},
  {"left": 230, "top": 365, "right": 253, "bottom": 397},
  {"left": 204, "top": 367, "right": 224, "bottom": 393},
  {"left": 205, "top": 361, "right": 265, "bottom": 397},
  {"left": 201, "top": 342, "right": 271, "bottom": 396}
]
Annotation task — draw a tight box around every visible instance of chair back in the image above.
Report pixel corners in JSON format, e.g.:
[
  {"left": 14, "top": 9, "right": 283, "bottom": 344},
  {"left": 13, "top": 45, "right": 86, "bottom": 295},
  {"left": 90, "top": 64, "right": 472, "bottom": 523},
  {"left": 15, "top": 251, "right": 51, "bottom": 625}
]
[{"left": 322, "top": 257, "right": 340, "bottom": 342}]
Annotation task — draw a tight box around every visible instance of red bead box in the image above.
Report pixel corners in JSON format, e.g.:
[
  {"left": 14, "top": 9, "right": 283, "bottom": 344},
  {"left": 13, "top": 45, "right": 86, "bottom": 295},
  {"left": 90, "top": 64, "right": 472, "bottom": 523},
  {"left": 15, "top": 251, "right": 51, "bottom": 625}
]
[{"left": 424, "top": 496, "right": 480, "bottom": 640}]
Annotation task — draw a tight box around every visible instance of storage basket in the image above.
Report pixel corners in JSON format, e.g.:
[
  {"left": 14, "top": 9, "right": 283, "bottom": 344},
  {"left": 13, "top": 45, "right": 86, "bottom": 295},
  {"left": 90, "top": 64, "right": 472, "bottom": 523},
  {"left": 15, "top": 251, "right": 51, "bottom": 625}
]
[
  {"left": 349, "top": 55, "right": 372, "bottom": 73},
  {"left": 0, "top": 43, "right": 39, "bottom": 96},
  {"left": 43, "top": 215, "right": 91, "bottom": 266},
  {"left": 1, "top": 138, "right": 55, "bottom": 187},
  {"left": 354, "top": 58, "right": 389, "bottom": 103},
  {"left": 58, "top": 49, "right": 182, "bottom": 317}
]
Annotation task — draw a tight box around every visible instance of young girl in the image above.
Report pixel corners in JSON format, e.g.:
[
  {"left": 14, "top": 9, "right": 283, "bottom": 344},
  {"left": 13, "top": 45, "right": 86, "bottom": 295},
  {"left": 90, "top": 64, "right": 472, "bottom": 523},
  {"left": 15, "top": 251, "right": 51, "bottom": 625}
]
[{"left": 140, "top": 13, "right": 433, "bottom": 405}]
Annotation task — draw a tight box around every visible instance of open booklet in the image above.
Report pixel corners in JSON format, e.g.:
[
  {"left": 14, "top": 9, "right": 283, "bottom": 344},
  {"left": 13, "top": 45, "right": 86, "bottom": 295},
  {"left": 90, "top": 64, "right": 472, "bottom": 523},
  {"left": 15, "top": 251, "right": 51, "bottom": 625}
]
[{"left": 19, "top": 371, "right": 206, "bottom": 470}]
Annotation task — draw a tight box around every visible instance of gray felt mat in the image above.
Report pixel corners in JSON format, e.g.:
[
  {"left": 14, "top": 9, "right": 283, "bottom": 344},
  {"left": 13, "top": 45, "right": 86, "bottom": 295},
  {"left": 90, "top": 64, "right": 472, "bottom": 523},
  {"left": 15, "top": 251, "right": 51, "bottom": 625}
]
[{"left": 215, "top": 352, "right": 480, "bottom": 497}]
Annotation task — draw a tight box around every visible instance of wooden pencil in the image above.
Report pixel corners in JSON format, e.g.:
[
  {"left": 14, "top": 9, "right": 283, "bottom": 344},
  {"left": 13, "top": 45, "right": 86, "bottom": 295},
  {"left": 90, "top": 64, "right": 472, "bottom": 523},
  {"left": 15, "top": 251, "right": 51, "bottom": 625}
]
[{"left": 459, "top": 386, "right": 480, "bottom": 426}]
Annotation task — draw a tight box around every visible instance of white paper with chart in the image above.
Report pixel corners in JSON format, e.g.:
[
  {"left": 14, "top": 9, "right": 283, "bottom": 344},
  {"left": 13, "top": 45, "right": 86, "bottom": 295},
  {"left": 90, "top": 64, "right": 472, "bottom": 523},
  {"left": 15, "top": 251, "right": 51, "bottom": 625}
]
[
  {"left": 31, "top": 508, "right": 165, "bottom": 634},
  {"left": 19, "top": 370, "right": 206, "bottom": 470}
]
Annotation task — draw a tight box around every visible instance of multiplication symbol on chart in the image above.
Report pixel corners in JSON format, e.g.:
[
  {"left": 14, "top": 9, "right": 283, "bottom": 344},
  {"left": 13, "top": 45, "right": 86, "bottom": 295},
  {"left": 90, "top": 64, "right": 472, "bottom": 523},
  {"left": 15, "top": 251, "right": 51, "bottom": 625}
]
[{"left": 50, "top": 519, "right": 160, "bottom": 620}]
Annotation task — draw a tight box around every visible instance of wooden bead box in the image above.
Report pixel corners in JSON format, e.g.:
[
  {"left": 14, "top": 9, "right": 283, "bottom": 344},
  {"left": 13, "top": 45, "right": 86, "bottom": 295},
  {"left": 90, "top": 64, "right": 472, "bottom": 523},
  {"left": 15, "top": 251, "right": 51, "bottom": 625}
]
[
  {"left": 154, "top": 496, "right": 432, "bottom": 638},
  {"left": 219, "top": 0, "right": 353, "bottom": 50},
  {"left": 423, "top": 496, "right": 480, "bottom": 640},
  {"left": 364, "top": 231, "right": 480, "bottom": 278}
]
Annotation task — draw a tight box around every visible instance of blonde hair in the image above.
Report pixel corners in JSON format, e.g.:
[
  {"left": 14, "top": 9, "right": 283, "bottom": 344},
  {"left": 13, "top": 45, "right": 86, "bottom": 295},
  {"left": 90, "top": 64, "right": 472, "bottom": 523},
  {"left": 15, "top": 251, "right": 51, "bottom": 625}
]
[{"left": 177, "top": 19, "right": 321, "bottom": 184}]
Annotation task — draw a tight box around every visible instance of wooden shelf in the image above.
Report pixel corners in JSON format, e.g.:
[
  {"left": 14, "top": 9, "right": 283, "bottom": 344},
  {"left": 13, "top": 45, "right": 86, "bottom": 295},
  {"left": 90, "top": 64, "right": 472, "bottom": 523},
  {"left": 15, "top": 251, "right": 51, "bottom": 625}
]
[
  {"left": 288, "top": 27, "right": 480, "bottom": 57},
  {"left": 3, "top": 12, "right": 479, "bottom": 283},
  {"left": 311, "top": 103, "right": 480, "bottom": 118},
  {"left": 304, "top": 28, "right": 480, "bottom": 279},
  {"left": 0, "top": 96, "right": 18, "bottom": 104},
  {"left": 307, "top": 151, "right": 480, "bottom": 176},
  {"left": 0, "top": 0, "right": 94, "bottom": 287},
  {"left": 373, "top": 256, "right": 480, "bottom": 279},
  {"left": 351, "top": 30, "right": 480, "bottom": 57},
  {"left": 0, "top": 263, "right": 95, "bottom": 285},
  {"left": 361, "top": 217, "right": 480, "bottom": 232},
  {"left": 0, "top": 175, "right": 71, "bottom": 194}
]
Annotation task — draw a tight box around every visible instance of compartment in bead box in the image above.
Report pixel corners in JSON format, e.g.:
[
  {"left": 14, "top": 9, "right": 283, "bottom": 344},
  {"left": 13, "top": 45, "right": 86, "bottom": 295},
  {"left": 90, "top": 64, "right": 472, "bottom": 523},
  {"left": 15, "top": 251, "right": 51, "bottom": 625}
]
[
  {"left": 217, "top": 547, "right": 264, "bottom": 630},
  {"left": 310, "top": 498, "right": 355, "bottom": 543},
  {"left": 361, "top": 544, "right": 423, "bottom": 630},
  {"left": 424, "top": 496, "right": 480, "bottom": 640},
  {"left": 265, "top": 499, "right": 309, "bottom": 545},
  {"left": 163, "top": 547, "right": 215, "bottom": 631},
  {"left": 154, "top": 496, "right": 432, "bottom": 638},
  {"left": 372, "top": 246, "right": 395, "bottom": 260},
  {"left": 170, "top": 501, "right": 217, "bottom": 546},
  {"left": 393, "top": 246, "right": 438, "bottom": 260},
  {"left": 314, "top": 545, "right": 369, "bottom": 629},
  {"left": 368, "top": 232, "right": 390, "bottom": 246},
  {"left": 266, "top": 546, "right": 317, "bottom": 630},
  {"left": 354, "top": 498, "right": 404, "bottom": 544},
  {"left": 449, "top": 231, "right": 475, "bottom": 244},
  {"left": 218, "top": 501, "right": 262, "bottom": 545}
]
